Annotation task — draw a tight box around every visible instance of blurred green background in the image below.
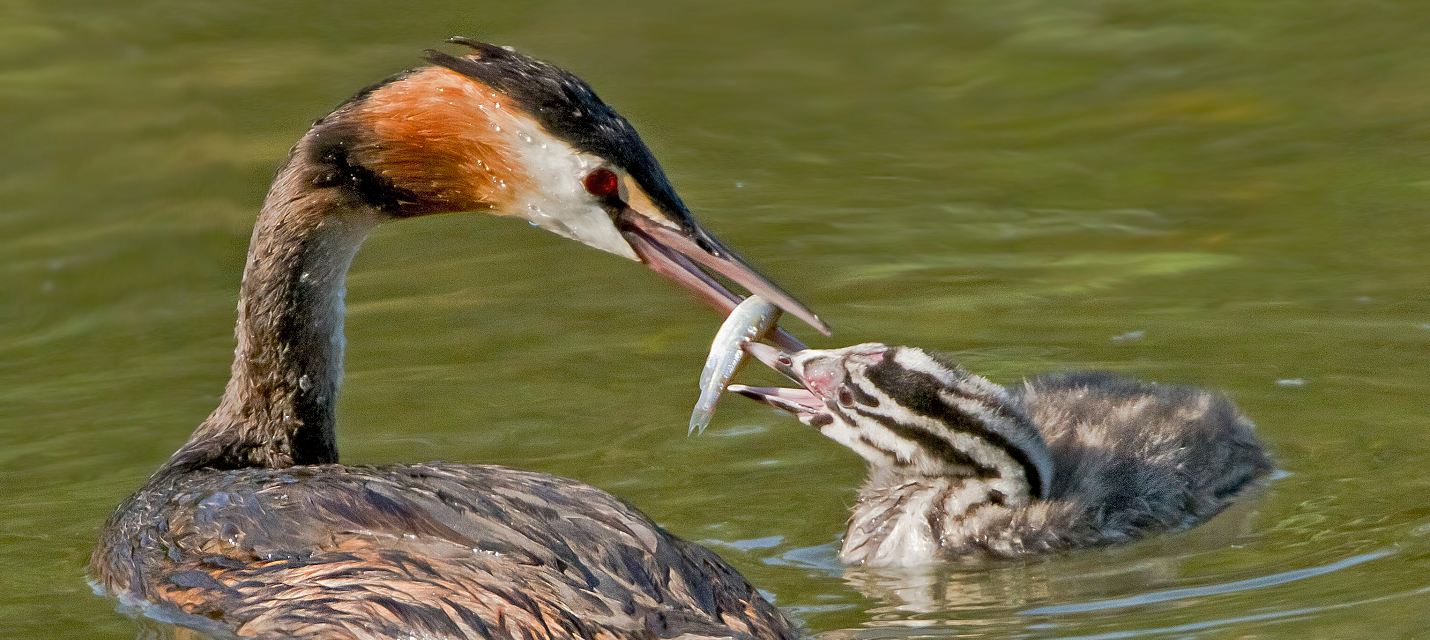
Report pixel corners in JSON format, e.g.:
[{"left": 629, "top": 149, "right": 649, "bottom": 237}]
[{"left": 3, "top": 0, "right": 1429, "bottom": 637}]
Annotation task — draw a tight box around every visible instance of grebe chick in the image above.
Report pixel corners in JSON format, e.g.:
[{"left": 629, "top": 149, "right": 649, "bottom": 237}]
[
  {"left": 732, "top": 343, "right": 1272, "bottom": 566},
  {"left": 89, "top": 40, "right": 818, "bottom": 639}
]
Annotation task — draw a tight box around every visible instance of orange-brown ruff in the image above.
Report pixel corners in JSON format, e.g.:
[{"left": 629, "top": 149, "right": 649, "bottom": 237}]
[
  {"left": 89, "top": 41, "right": 803, "bottom": 640},
  {"left": 355, "top": 66, "right": 527, "bottom": 215}
]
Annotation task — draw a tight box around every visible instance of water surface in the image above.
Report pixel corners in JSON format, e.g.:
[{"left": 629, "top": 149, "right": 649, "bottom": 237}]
[{"left": 3, "top": 0, "right": 1429, "bottom": 637}]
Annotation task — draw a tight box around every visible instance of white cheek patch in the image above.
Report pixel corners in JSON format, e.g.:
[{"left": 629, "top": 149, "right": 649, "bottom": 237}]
[{"left": 486, "top": 105, "right": 638, "bottom": 261}]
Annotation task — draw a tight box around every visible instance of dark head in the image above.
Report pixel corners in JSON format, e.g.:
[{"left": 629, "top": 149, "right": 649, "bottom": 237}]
[
  {"left": 289, "top": 38, "right": 827, "bottom": 332},
  {"left": 732, "top": 343, "right": 1054, "bottom": 503}
]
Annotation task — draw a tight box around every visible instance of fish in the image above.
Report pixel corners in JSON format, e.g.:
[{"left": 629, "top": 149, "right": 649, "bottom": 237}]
[{"left": 689, "top": 295, "right": 782, "bottom": 435}]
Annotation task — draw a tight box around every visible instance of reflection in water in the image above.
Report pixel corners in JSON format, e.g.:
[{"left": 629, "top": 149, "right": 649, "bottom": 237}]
[
  {"left": 847, "top": 562, "right": 1061, "bottom": 616},
  {"left": 782, "top": 497, "right": 1285, "bottom": 635},
  {"left": 819, "top": 547, "right": 1397, "bottom": 639}
]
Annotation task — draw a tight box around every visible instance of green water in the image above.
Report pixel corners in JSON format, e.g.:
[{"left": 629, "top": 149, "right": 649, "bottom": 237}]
[{"left": 4, "top": 0, "right": 1430, "bottom": 637}]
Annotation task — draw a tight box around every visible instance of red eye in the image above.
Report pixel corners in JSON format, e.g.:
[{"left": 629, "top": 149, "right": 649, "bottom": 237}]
[{"left": 583, "top": 168, "right": 619, "bottom": 199}]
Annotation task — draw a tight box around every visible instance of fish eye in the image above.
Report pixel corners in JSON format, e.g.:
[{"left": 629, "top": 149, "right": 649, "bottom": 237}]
[{"left": 583, "top": 168, "right": 620, "bottom": 199}]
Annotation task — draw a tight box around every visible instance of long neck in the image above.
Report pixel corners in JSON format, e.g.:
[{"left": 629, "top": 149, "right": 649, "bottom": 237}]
[
  {"left": 842, "top": 469, "right": 1000, "bottom": 564},
  {"left": 841, "top": 467, "right": 1035, "bottom": 565},
  {"left": 162, "top": 160, "right": 382, "bottom": 474},
  {"left": 841, "top": 349, "right": 1055, "bottom": 499},
  {"left": 829, "top": 350, "right": 1062, "bottom": 564}
]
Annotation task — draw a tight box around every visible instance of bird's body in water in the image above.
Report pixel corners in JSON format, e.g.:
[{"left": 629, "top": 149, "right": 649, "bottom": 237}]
[
  {"left": 733, "top": 343, "right": 1272, "bottom": 567},
  {"left": 89, "top": 40, "right": 823, "bottom": 640}
]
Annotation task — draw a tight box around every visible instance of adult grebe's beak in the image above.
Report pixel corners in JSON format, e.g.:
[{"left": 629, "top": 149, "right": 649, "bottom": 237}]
[{"left": 617, "top": 211, "right": 829, "bottom": 336}]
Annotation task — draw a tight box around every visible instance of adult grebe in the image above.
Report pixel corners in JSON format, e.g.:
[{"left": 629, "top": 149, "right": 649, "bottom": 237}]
[
  {"left": 733, "top": 343, "right": 1272, "bottom": 566},
  {"left": 88, "top": 39, "right": 822, "bottom": 639}
]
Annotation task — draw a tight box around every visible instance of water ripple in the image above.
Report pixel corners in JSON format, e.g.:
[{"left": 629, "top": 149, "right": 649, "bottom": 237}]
[{"left": 1020, "top": 547, "right": 1394, "bottom": 616}]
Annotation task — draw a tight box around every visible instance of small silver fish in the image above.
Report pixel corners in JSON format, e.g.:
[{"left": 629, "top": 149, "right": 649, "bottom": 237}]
[{"left": 690, "top": 295, "right": 782, "bottom": 434}]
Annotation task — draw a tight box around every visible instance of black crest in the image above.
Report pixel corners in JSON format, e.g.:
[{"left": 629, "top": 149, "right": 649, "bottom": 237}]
[{"left": 425, "top": 40, "right": 695, "bottom": 232}]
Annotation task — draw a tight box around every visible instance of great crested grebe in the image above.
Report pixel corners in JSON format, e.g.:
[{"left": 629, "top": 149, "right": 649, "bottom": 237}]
[
  {"left": 732, "top": 343, "right": 1272, "bottom": 566},
  {"left": 89, "top": 39, "right": 823, "bottom": 639}
]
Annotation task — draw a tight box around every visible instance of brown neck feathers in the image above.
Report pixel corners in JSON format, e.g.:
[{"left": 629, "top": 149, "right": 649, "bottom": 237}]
[{"left": 161, "top": 147, "right": 383, "bottom": 475}]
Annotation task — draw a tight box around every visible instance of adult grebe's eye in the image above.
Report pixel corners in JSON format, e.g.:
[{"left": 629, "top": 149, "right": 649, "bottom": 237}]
[
  {"left": 837, "top": 388, "right": 855, "bottom": 408},
  {"left": 582, "top": 168, "right": 619, "bottom": 199},
  {"left": 776, "top": 354, "right": 792, "bottom": 366}
]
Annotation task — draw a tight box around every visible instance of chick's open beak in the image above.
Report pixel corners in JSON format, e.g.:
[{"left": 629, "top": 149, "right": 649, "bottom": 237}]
[
  {"left": 727, "top": 342, "right": 830, "bottom": 424},
  {"left": 616, "top": 210, "right": 830, "bottom": 337}
]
